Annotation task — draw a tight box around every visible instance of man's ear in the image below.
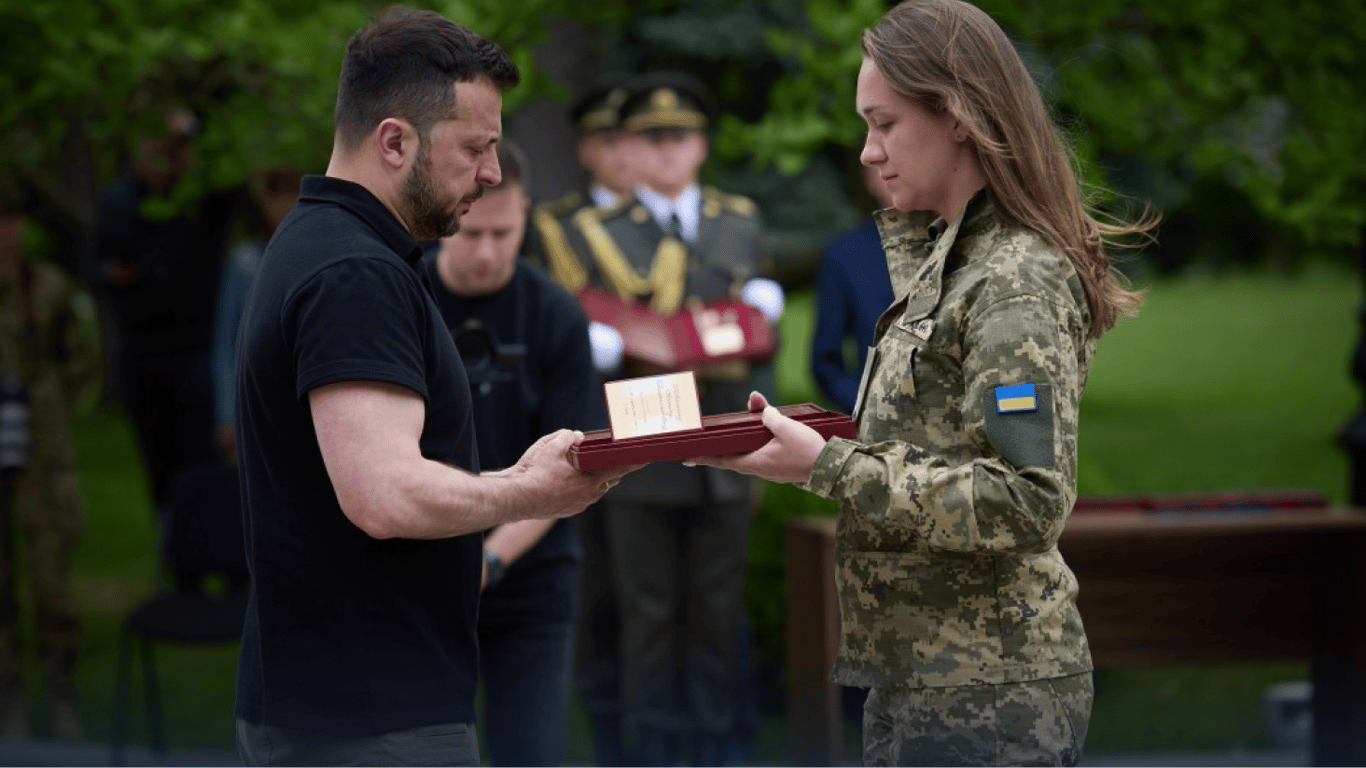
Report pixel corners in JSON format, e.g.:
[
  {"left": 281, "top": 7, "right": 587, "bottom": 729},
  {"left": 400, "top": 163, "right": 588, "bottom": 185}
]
[{"left": 375, "top": 118, "right": 414, "bottom": 170}]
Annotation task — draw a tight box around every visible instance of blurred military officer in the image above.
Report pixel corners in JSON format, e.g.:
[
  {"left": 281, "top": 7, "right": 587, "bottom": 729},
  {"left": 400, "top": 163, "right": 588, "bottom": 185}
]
[
  {"left": 529, "top": 75, "right": 642, "bottom": 767},
  {"left": 533, "top": 74, "right": 641, "bottom": 299},
  {"left": 556, "top": 71, "right": 782, "bottom": 767}
]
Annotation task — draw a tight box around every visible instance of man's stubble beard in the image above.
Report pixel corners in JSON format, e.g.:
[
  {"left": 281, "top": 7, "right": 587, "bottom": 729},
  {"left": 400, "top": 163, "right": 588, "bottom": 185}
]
[{"left": 401, "top": 140, "right": 481, "bottom": 241}]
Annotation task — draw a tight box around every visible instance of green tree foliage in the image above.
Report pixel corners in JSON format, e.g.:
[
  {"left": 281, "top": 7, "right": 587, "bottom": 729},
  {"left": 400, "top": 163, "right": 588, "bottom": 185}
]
[
  {"left": 4, "top": 0, "right": 1362, "bottom": 707},
  {"left": 999, "top": 0, "right": 1366, "bottom": 252},
  {"left": 4, "top": 0, "right": 1362, "bottom": 256},
  {"left": 0, "top": 0, "right": 643, "bottom": 226},
  {"left": 717, "top": 0, "right": 1366, "bottom": 265},
  {"left": 712, "top": 0, "right": 884, "bottom": 177}
]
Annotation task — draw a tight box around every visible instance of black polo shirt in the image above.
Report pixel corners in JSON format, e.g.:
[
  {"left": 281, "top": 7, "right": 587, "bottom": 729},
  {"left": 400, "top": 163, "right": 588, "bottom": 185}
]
[
  {"left": 421, "top": 251, "right": 606, "bottom": 625},
  {"left": 234, "top": 175, "right": 481, "bottom": 735}
]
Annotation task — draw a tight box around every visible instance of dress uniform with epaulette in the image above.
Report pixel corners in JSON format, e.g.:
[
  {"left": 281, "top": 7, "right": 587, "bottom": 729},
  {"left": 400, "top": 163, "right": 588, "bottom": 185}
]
[
  {"left": 530, "top": 74, "right": 635, "bottom": 283},
  {"left": 552, "top": 72, "right": 779, "bottom": 767}
]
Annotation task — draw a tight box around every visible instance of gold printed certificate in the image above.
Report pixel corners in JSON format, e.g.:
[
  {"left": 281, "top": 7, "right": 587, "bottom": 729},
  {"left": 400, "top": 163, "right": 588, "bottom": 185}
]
[{"left": 604, "top": 371, "right": 703, "bottom": 440}]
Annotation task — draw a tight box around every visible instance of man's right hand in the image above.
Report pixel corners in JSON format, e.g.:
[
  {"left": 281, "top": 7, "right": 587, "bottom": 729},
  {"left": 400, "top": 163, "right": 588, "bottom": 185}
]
[{"left": 501, "top": 429, "right": 639, "bottom": 518}]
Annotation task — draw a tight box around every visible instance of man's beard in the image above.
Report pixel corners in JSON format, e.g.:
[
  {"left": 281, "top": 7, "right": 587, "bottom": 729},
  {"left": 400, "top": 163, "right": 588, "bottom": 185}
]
[{"left": 400, "top": 143, "right": 479, "bottom": 240}]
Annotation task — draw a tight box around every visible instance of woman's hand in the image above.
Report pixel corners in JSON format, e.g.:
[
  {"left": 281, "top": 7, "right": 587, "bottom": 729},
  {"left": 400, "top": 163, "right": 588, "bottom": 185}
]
[{"left": 685, "top": 392, "right": 827, "bottom": 484}]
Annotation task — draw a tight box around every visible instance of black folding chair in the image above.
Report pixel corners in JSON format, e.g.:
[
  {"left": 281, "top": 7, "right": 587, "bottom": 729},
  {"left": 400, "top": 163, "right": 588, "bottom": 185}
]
[{"left": 110, "top": 463, "right": 248, "bottom": 765}]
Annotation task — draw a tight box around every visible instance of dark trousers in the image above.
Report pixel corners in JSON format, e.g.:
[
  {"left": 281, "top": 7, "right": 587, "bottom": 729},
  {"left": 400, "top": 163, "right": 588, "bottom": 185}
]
[
  {"left": 574, "top": 500, "right": 629, "bottom": 765},
  {"left": 115, "top": 345, "right": 217, "bottom": 510},
  {"left": 609, "top": 496, "right": 751, "bottom": 760},
  {"left": 477, "top": 615, "right": 575, "bottom": 766},
  {"left": 236, "top": 719, "right": 479, "bottom": 766}
]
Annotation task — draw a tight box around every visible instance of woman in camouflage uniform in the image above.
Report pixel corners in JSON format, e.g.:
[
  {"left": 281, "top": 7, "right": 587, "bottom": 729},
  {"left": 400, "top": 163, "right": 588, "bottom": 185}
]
[{"left": 692, "top": 0, "right": 1155, "bottom": 764}]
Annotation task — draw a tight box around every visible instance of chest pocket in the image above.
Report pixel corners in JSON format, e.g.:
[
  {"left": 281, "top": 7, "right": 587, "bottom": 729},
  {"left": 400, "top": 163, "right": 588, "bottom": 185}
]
[{"left": 854, "top": 320, "right": 930, "bottom": 431}]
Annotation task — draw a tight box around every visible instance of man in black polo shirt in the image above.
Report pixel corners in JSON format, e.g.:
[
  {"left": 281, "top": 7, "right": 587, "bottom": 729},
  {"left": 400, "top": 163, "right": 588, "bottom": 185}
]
[{"left": 232, "top": 9, "right": 632, "bottom": 766}]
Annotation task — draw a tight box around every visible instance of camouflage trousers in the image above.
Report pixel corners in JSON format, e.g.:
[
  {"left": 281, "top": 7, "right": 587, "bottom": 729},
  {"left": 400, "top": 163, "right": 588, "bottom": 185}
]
[
  {"left": 862, "top": 672, "right": 1093, "bottom": 767},
  {"left": 0, "top": 468, "right": 85, "bottom": 696}
]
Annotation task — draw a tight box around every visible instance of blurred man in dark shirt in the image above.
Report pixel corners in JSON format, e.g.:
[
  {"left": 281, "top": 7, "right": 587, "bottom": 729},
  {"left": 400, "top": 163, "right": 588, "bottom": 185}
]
[
  {"left": 423, "top": 139, "right": 604, "bottom": 766},
  {"left": 89, "top": 108, "right": 235, "bottom": 513}
]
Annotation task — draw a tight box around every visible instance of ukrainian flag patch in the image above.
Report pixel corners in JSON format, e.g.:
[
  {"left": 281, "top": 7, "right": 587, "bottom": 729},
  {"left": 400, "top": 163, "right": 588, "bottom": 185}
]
[{"left": 995, "top": 383, "right": 1038, "bottom": 414}]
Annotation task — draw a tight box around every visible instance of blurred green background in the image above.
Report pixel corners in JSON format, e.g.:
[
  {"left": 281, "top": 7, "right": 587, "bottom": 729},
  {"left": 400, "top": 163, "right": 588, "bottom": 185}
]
[
  {"left": 2, "top": 0, "right": 1362, "bottom": 762},
  {"left": 6, "top": 0, "right": 1365, "bottom": 281},
  {"left": 28, "top": 261, "right": 1353, "bottom": 761}
]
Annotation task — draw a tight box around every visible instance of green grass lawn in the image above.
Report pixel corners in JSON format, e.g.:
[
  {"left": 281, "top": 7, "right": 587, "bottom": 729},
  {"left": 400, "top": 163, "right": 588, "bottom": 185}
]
[
  {"left": 1077, "top": 265, "right": 1355, "bottom": 501},
  {"left": 15, "top": 261, "right": 1359, "bottom": 758}
]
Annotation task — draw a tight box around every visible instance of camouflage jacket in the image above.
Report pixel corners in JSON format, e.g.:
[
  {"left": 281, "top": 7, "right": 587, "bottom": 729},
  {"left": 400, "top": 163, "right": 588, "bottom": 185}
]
[
  {"left": 0, "top": 259, "right": 99, "bottom": 471},
  {"left": 802, "top": 191, "right": 1095, "bottom": 688}
]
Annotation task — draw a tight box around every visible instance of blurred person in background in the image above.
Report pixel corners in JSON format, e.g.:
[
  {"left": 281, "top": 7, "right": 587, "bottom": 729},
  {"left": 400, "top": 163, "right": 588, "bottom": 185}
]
[
  {"left": 690, "top": 0, "right": 1156, "bottom": 764},
  {"left": 422, "top": 139, "right": 603, "bottom": 767},
  {"left": 0, "top": 170, "right": 99, "bottom": 741},
  {"left": 556, "top": 71, "right": 780, "bottom": 767},
  {"left": 530, "top": 74, "right": 641, "bottom": 767},
  {"left": 87, "top": 106, "right": 235, "bottom": 519},
  {"left": 211, "top": 169, "right": 304, "bottom": 465},
  {"left": 810, "top": 164, "right": 896, "bottom": 414},
  {"left": 534, "top": 73, "right": 641, "bottom": 278}
]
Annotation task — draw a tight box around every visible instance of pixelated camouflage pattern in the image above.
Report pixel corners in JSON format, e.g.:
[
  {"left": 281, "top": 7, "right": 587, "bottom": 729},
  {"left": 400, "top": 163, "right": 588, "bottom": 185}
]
[
  {"left": 0, "top": 260, "right": 97, "bottom": 689},
  {"left": 862, "top": 673, "right": 1092, "bottom": 766},
  {"left": 802, "top": 192, "right": 1094, "bottom": 688}
]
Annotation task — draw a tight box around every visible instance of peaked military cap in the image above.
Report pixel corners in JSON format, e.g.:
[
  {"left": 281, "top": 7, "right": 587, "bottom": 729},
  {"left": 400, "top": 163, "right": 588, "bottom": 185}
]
[
  {"left": 569, "top": 73, "right": 634, "bottom": 134},
  {"left": 620, "top": 71, "right": 716, "bottom": 133}
]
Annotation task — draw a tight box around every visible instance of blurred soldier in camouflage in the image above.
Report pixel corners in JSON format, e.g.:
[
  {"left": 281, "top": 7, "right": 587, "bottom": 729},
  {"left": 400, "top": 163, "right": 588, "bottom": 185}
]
[
  {"left": 0, "top": 171, "right": 98, "bottom": 741},
  {"left": 691, "top": 1, "right": 1156, "bottom": 765}
]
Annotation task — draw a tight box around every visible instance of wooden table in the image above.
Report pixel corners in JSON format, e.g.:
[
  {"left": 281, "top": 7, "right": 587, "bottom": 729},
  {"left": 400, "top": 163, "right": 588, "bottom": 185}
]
[{"left": 785, "top": 507, "right": 1366, "bottom": 766}]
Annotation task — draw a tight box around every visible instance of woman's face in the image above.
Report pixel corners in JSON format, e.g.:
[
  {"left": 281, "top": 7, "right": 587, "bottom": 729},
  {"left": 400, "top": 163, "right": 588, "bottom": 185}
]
[{"left": 856, "top": 57, "right": 968, "bottom": 218}]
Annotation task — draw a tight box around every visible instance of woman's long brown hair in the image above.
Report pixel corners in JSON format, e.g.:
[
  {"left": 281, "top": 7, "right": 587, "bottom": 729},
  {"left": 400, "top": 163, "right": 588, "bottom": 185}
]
[{"left": 863, "top": 0, "right": 1155, "bottom": 337}]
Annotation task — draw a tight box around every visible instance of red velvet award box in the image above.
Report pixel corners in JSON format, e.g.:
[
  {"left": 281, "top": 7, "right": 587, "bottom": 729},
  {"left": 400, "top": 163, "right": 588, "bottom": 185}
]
[
  {"left": 576, "top": 285, "right": 776, "bottom": 369},
  {"left": 568, "top": 403, "right": 858, "bottom": 471}
]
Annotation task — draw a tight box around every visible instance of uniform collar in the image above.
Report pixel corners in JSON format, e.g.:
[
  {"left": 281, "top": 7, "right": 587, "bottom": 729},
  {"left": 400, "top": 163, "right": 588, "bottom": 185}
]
[
  {"left": 589, "top": 184, "right": 620, "bottom": 210},
  {"left": 634, "top": 182, "right": 702, "bottom": 242},
  {"left": 873, "top": 190, "right": 996, "bottom": 313},
  {"left": 297, "top": 175, "right": 424, "bottom": 265}
]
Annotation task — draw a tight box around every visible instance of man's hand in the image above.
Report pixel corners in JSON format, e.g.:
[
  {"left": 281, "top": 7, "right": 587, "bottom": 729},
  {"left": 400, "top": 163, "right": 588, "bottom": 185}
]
[
  {"left": 501, "top": 429, "right": 639, "bottom": 518},
  {"left": 686, "top": 392, "right": 827, "bottom": 484}
]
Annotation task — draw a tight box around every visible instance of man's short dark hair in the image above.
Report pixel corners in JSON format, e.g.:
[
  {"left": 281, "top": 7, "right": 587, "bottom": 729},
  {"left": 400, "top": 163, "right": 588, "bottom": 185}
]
[{"left": 334, "top": 6, "right": 521, "bottom": 150}]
